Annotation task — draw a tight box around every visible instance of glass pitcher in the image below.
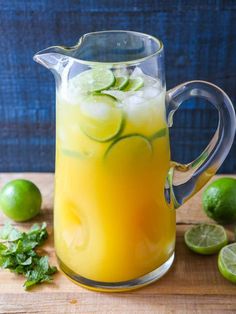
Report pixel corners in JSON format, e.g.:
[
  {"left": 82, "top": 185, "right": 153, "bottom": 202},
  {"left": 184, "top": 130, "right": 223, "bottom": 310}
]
[{"left": 34, "top": 31, "right": 235, "bottom": 291}]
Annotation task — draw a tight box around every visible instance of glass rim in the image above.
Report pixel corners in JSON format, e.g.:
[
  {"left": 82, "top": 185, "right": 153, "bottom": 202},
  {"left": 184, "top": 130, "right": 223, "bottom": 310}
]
[{"left": 74, "top": 30, "right": 164, "bottom": 65}]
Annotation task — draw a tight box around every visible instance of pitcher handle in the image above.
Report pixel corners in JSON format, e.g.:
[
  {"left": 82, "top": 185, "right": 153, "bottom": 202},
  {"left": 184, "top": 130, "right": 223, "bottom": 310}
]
[{"left": 165, "top": 80, "right": 236, "bottom": 208}]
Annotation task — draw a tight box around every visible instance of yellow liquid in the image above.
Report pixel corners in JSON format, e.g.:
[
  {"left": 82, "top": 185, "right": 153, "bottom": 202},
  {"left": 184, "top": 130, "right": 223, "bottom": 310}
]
[{"left": 54, "top": 89, "right": 176, "bottom": 283}]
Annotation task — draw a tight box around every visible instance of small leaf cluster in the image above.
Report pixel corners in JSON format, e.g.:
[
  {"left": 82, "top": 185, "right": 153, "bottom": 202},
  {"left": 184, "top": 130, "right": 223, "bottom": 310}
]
[{"left": 0, "top": 222, "right": 57, "bottom": 289}]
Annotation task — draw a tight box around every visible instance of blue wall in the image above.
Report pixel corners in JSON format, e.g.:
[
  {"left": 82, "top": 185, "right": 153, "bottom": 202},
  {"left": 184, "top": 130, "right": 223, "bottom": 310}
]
[{"left": 0, "top": 0, "right": 235, "bottom": 172}]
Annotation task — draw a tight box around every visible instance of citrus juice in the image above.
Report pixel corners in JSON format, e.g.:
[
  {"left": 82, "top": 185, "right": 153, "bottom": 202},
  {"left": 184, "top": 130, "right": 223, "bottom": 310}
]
[{"left": 54, "top": 67, "right": 175, "bottom": 283}]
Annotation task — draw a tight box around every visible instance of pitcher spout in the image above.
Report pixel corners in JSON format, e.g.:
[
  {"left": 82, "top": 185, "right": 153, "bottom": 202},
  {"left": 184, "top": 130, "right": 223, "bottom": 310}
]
[{"left": 33, "top": 46, "right": 74, "bottom": 72}]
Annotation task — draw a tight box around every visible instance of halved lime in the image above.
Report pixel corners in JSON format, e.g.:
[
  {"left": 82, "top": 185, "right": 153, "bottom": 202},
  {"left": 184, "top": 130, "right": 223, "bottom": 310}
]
[
  {"left": 218, "top": 243, "right": 236, "bottom": 284},
  {"left": 104, "top": 134, "right": 152, "bottom": 166},
  {"left": 73, "top": 69, "right": 115, "bottom": 92},
  {"left": 123, "top": 77, "right": 144, "bottom": 91},
  {"left": 112, "top": 76, "right": 129, "bottom": 90},
  {"left": 184, "top": 224, "right": 228, "bottom": 255},
  {"left": 79, "top": 94, "right": 123, "bottom": 142}
]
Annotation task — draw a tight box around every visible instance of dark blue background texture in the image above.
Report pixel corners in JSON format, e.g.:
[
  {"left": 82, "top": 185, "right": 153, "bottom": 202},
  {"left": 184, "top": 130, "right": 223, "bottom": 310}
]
[{"left": 0, "top": 1, "right": 235, "bottom": 172}]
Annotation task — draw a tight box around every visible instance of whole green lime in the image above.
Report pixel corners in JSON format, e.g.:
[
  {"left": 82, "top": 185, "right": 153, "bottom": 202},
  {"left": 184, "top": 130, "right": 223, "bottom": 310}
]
[
  {"left": 203, "top": 178, "right": 236, "bottom": 224},
  {"left": 0, "top": 179, "right": 42, "bottom": 222}
]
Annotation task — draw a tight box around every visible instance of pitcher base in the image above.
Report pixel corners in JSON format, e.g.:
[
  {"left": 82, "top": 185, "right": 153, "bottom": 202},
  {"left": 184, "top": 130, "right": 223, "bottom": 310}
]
[{"left": 58, "top": 252, "right": 175, "bottom": 292}]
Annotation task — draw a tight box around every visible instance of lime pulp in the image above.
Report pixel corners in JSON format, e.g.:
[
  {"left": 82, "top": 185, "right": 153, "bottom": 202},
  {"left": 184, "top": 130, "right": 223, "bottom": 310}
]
[
  {"left": 104, "top": 134, "right": 152, "bottom": 167},
  {"left": 73, "top": 69, "right": 115, "bottom": 92},
  {"left": 184, "top": 224, "right": 228, "bottom": 255},
  {"left": 78, "top": 94, "right": 123, "bottom": 142}
]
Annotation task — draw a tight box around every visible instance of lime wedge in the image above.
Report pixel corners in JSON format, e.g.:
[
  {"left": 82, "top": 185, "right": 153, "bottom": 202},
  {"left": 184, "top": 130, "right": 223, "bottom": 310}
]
[
  {"left": 112, "top": 76, "right": 129, "bottom": 90},
  {"left": 123, "top": 77, "right": 144, "bottom": 91},
  {"left": 73, "top": 69, "right": 115, "bottom": 93},
  {"left": 104, "top": 134, "right": 152, "bottom": 167},
  {"left": 184, "top": 224, "right": 228, "bottom": 255},
  {"left": 79, "top": 95, "right": 123, "bottom": 142},
  {"left": 218, "top": 243, "right": 236, "bottom": 283}
]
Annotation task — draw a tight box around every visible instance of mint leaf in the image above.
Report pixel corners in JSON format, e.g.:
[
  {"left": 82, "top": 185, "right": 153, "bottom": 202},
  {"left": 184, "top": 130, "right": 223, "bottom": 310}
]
[
  {"left": 38, "top": 256, "right": 49, "bottom": 272},
  {"left": 0, "top": 223, "right": 23, "bottom": 242},
  {"left": 0, "top": 223, "right": 14, "bottom": 239},
  {"left": 0, "top": 243, "right": 7, "bottom": 251},
  {"left": 20, "top": 256, "right": 32, "bottom": 266},
  {"left": 0, "top": 223, "right": 57, "bottom": 290},
  {"left": 21, "top": 239, "right": 38, "bottom": 252},
  {"left": 26, "top": 223, "right": 48, "bottom": 246},
  {"left": 8, "top": 228, "right": 22, "bottom": 242},
  {"left": 24, "top": 256, "right": 57, "bottom": 289},
  {"left": 0, "top": 255, "right": 15, "bottom": 268}
]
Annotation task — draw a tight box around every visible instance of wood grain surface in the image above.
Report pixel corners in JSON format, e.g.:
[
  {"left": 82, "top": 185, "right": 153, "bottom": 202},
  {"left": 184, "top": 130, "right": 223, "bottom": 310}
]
[{"left": 0, "top": 173, "right": 235, "bottom": 314}]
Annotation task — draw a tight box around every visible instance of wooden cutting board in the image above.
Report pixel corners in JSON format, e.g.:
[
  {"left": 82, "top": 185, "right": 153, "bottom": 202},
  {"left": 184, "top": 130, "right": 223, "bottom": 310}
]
[{"left": 0, "top": 173, "right": 235, "bottom": 314}]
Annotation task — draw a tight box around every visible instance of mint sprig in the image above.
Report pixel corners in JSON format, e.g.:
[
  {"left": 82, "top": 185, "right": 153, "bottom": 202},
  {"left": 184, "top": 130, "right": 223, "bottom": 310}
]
[{"left": 0, "top": 223, "right": 57, "bottom": 289}]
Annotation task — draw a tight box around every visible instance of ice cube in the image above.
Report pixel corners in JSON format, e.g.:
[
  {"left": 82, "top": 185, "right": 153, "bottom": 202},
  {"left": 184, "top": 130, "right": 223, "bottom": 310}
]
[
  {"left": 141, "top": 86, "right": 161, "bottom": 99},
  {"left": 80, "top": 102, "right": 111, "bottom": 120},
  {"left": 122, "top": 95, "right": 146, "bottom": 107},
  {"left": 113, "top": 67, "right": 130, "bottom": 77},
  {"left": 123, "top": 97, "right": 151, "bottom": 126},
  {"left": 130, "top": 67, "right": 142, "bottom": 78},
  {"left": 131, "top": 67, "right": 162, "bottom": 88}
]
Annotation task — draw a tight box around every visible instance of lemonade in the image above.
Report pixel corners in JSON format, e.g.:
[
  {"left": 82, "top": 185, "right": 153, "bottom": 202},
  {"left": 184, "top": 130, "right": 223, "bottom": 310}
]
[
  {"left": 34, "top": 30, "right": 236, "bottom": 291},
  {"left": 54, "top": 66, "right": 175, "bottom": 283}
]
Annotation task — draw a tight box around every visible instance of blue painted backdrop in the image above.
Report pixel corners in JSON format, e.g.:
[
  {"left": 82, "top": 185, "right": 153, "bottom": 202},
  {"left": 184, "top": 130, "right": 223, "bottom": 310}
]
[{"left": 0, "top": 0, "right": 235, "bottom": 172}]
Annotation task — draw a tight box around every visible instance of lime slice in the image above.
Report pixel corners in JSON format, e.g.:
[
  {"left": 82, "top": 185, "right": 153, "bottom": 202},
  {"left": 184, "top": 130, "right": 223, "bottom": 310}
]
[
  {"left": 149, "top": 128, "right": 167, "bottom": 140},
  {"left": 218, "top": 243, "right": 236, "bottom": 284},
  {"left": 73, "top": 69, "right": 115, "bottom": 92},
  {"left": 104, "top": 134, "right": 152, "bottom": 166},
  {"left": 123, "top": 77, "right": 144, "bottom": 91},
  {"left": 79, "top": 94, "right": 123, "bottom": 142},
  {"left": 184, "top": 224, "right": 228, "bottom": 255},
  {"left": 112, "top": 76, "right": 129, "bottom": 90},
  {"left": 62, "top": 148, "right": 91, "bottom": 159}
]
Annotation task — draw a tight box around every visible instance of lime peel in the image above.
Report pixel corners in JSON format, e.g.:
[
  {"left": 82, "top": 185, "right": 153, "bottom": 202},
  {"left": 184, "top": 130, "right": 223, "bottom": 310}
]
[
  {"left": 112, "top": 76, "right": 129, "bottom": 90},
  {"left": 123, "top": 77, "right": 144, "bottom": 91},
  {"left": 203, "top": 178, "right": 236, "bottom": 224},
  {"left": 0, "top": 179, "right": 42, "bottom": 222}
]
